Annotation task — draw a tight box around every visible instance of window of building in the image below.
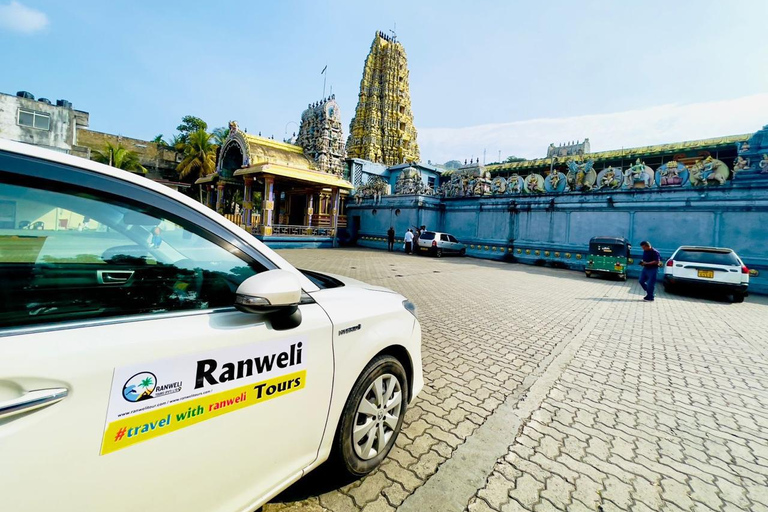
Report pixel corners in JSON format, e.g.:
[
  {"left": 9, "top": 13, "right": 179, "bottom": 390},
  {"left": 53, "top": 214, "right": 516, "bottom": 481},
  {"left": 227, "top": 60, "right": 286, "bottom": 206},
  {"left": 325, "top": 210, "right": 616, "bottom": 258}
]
[
  {"left": 428, "top": 176, "right": 436, "bottom": 189},
  {"left": 17, "top": 109, "right": 51, "bottom": 131}
]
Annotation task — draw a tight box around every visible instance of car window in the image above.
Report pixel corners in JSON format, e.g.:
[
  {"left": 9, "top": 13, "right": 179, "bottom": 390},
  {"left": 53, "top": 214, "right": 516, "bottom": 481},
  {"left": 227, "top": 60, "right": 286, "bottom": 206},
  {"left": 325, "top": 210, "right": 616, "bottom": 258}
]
[
  {"left": 675, "top": 249, "right": 740, "bottom": 266},
  {"left": 440, "top": 234, "right": 450, "bottom": 242},
  {"left": 0, "top": 181, "right": 267, "bottom": 329},
  {"left": 419, "top": 231, "right": 435, "bottom": 241},
  {"left": 448, "top": 235, "right": 458, "bottom": 243}
]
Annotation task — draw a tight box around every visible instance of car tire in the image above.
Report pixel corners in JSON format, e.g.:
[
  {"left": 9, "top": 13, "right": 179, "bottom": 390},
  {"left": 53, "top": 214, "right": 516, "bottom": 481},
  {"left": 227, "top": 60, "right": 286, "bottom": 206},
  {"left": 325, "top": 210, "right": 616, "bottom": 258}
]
[
  {"left": 663, "top": 282, "right": 675, "bottom": 294},
  {"left": 731, "top": 293, "right": 745, "bottom": 303},
  {"left": 436, "top": 248, "right": 443, "bottom": 258},
  {"left": 333, "top": 355, "right": 408, "bottom": 478},
  {"left": 585, "top": 271, "right": 592, "bottom": 278},
  {"left": 460, "top": 248, "right": 466, "bottom": 256}
]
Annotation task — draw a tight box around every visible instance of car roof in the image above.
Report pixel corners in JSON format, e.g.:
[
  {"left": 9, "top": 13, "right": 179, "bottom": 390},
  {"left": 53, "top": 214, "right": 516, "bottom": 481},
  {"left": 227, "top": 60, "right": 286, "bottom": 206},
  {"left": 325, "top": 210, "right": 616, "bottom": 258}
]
[
  {"left": 590, "top": 237, "right": 629, "bottom": 243},
  {"left": 0, "top": 138, "right": 319, "bottom": 292},
  {"left": 676, "top": 246, "right": 734, "bottom": 253}
]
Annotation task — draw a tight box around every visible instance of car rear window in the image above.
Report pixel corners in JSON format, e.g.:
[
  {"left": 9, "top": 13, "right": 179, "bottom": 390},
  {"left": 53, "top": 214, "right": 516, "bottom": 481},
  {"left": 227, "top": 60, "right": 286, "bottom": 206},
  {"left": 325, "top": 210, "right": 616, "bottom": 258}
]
[
  {"left": 420, "top": 232, "right": 435, "bottom": 240},
  {"left": 590, "top": 242, "right": 627, "bottom": 256},
  {"left": 675, "top": 249, "right": 740, "bottom": 266}
]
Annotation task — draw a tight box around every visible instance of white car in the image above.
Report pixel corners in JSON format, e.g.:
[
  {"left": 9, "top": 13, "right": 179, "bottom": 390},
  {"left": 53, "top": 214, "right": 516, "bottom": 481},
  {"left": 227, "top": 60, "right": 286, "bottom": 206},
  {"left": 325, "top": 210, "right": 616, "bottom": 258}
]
[
  {"left": 0, "top": 139, "right": 423, "bottom": 512},
  {"left": 663, "top": 245, "right": 750, "bottom": 302}
]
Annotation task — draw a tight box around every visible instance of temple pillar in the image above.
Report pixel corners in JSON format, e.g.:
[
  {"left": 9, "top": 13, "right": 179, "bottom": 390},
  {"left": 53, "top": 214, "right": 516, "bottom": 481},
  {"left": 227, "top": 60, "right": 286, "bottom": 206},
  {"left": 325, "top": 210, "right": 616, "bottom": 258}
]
[
  {"left": 261, "top": 176, "right": 275, "bottom": 235},
  {"left": 330, "top": 187, "right": 339, "bottom": 229},
  {"left": 306, "top": 193, "right": 314, "bottom": 227},
  {"left": 215, "top": 182, "right": 225, "bottom": 213},
  {"left": 242, "top": 177, "right": 253, "bottom": 230}
]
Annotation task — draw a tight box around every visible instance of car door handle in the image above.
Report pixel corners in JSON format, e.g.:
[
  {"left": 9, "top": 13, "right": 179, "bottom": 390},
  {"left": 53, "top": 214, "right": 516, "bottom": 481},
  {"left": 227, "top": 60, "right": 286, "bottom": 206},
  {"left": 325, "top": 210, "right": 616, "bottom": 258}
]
[
  {"left": 97, "top": 270, "right": 134, "bottom": 284},
  {"left": 0, "top": 387, "right": 69, "bottom": 419}
]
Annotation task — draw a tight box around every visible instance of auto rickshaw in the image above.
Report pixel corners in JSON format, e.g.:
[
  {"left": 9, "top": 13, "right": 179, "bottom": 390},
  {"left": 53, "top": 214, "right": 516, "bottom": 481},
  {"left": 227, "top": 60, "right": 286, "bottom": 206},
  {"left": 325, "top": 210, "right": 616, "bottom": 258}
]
[{"left": 585, "top": 236, "right": 631, "bottom": 280}]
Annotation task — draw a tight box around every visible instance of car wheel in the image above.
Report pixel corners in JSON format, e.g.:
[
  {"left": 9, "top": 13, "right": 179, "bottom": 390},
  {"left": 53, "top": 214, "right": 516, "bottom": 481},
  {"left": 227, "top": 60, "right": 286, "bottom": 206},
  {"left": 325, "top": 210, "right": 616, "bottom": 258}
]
[
  {"left": 731, "top": 293, "right": 745, "bottom": 303},
  {"left": 663, "top": 282, "right": 675, "bottom": 294},
  {"left": 334, "top": 355, "right": 408, "bottom": 477},
  {"left": 460, "top": 248, "right": 466, "bottom": 256},
  {"left": 585, "top": 271, "right": 592, "bottom": 278},
  {"left": 436, "top": 248, "right": 443, "bottom": 258}
]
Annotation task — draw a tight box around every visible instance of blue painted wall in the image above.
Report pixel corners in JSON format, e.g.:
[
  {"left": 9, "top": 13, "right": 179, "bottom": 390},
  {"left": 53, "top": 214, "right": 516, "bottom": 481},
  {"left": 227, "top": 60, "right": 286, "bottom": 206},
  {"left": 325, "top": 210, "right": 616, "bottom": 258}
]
[{"left": 348, "top": 183, "right": 768, "bottom": 294}]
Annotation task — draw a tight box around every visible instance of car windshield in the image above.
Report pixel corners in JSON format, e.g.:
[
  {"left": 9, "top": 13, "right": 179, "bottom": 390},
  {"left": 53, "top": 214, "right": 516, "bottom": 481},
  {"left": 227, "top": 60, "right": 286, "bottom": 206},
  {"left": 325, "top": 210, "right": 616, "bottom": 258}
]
[
  {"left": 590, "top": 242, "right": 627, "bottom": 257},
  {"left": 675, "top": 249, "right": 740, "bottom": 266},
  {"left": 419, "top": 232, "right": 435, "bottom": 240}
]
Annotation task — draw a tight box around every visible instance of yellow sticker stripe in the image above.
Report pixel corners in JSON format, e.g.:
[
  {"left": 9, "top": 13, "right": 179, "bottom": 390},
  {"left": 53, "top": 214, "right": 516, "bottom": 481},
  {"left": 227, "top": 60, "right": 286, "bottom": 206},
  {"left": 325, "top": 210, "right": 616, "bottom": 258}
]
[{"left": 101, "top": 370, "right": 306, "bottom": 455}]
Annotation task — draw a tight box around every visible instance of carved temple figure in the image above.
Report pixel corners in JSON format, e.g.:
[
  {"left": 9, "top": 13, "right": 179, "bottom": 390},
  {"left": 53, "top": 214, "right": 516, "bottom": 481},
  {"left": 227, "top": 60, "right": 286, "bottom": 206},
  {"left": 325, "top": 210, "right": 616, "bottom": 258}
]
[
  {"left": 354, "top": 176, "right": 389, "bottom": 203},
  {"left": 296, "top": 97, "right": 346, "bottom": 176},
  {"left": 689, "top": 157, "right": 729, "bottom": 186},
  {"left": 394, "top": 167, "right": 433, "bottom": 195},
  {"left": 624, "top": 158, "right": 653, "bottom": 188},
  {"left": 598, "top": 167, "right": 622, "bottom": 189},
  {"left": 565, "top": 158, "right": 597, "bottom": 191},
  {"left": 525, "top": 174, "right": 545, "bottom": 193},
  {"left": 659, "top": 161, "right": 684, "bottom": 186},
  {"left": 739, "top": 142, "right": 750, "bottom": 153},
  {"left": 733, "top": 156, "right": 750, "bottom": 173},
  {"left": 508, "top": 175, "right": 523, "bottom": 194},
  {"left": 491, "top": 176, "right": 507, "bottom": 194},
  {"left": 549, "top": 171, "right": 561, "bottom": 190},
  {"left": 228, "top": 120, "right": 239, "bottom": 133},
  {"left": 760, "top": 154, "right": 768, "bottom": 173}
]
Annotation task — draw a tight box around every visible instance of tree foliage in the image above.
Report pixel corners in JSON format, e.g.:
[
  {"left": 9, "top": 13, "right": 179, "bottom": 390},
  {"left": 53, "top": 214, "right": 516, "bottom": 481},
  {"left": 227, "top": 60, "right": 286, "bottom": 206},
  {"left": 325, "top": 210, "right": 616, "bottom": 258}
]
[
  {"left": 93, "top": 142, "right": 147, "bottom": 174},
  {"left": 212, "top": 127, "right": 230, "bottom": 147},
  {"left": 176, "top": 116, "right": 208, "bottom": 140},
  {"left": 505, "top": 155, "right": 525, "bottom": 163},
  {"left": 177, "top": 129, "right": 217, "bottom": 180},
  {"left": 443, "top": 160, "right": 462, "bottom": 169}
]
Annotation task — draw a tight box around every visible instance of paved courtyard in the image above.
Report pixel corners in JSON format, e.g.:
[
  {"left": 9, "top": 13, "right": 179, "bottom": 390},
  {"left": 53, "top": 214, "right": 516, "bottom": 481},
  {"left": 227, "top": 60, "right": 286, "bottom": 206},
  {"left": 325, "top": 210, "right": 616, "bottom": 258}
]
[{"left": 265, "top": 248, "right": 768, "bottom": 512}]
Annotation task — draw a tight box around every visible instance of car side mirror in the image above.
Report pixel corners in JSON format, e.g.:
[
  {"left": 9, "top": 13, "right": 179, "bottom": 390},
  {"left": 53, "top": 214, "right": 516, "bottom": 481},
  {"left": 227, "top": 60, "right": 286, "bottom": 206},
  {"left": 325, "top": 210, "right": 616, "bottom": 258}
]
[
  {"left": 234, "top": 270, "right": 303, "bottom": 327},
  {"left": 235, "top": 270, "right": 301, "bottom": 313}
]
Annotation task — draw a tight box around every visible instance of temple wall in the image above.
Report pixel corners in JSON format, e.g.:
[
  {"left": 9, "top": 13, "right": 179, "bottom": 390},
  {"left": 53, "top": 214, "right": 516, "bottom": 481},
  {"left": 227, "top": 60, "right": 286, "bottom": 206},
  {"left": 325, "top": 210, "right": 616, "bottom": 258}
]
[{"left": 348, "top": 184, "right": 768, "bottom": 294}]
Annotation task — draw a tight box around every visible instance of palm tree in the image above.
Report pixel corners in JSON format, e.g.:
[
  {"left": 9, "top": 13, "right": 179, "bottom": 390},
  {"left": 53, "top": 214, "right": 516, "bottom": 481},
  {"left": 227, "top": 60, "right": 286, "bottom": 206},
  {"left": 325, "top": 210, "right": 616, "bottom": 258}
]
[
  {"left": 177, "top": 129, "right": 217, "bottom": 180},
  {"left": 212, "top": 127, "right": 230, "bottom": 147},
  {"left": 93, "top": 142, "right": 147, "bottom": 174}
]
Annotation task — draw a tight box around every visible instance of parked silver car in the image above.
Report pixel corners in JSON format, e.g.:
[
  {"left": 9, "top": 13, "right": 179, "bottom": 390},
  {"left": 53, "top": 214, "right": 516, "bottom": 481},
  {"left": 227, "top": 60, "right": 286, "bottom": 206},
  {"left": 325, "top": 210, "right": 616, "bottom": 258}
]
[{"left": 416, "top": 231, "right": 466, "bottom": 257}]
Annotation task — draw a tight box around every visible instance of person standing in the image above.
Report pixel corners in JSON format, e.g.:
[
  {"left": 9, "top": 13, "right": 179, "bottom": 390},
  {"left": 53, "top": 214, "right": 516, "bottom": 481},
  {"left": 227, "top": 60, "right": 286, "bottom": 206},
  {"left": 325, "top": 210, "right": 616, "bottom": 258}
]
[
  {"left": 404, "top": 229, "right": 414, "bottom": 254},
  {"left": 387, "top": 226, "right": 395, "bottom": 252},
  {"left": 412, "top": 227, "right": 420, "bottom": 255},
  {"left": 639, "top": 240, "right": 661, "bottom": 301}
]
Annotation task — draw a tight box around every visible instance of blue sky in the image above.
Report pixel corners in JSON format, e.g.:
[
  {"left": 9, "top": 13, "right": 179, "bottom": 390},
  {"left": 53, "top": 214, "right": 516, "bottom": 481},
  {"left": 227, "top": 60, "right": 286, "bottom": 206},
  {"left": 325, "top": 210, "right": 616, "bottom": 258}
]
[{"left": 1, "top": 0, "right": 767, "bottom": 162}]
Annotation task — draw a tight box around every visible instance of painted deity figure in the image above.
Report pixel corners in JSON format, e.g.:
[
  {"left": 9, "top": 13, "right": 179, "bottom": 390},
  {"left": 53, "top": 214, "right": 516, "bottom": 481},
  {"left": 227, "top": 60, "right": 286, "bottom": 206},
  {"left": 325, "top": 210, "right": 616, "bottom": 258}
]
[
  {"left": 733, "top": 156, "right": 750, "bottom": 173},
  {"left": 566, "top": 158, "right": 596, "bottom": 191},
  {"left": 740, "top": 142, "right": 750, "bottom": 153},
  {"left": 760, "top": 154, "right": 768, "bottom": 174},
  {"left": 660, "top": 161, "right": 683, "bottom": 186},
  {"left": 508, "top": 174, "right": 522, "bottom": 193},
  {"left": 624, "top": 158, "right": 652, "bottom": 188},
  {"left": 525, "top": 174, "right": 544, "bottom": 193},
  {"left": 599, "top": 168, "right": 621, "bottom": 189},
  {"left": 549, "top": 171, "right": 561, "bottom": 190}
]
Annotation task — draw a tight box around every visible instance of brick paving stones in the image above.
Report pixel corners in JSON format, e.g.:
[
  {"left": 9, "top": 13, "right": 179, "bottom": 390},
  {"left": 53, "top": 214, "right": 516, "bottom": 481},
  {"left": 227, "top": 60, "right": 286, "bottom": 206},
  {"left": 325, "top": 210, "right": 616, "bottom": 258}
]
[{"left": 264, "top": 248, "right": 768, "bottom": 512}]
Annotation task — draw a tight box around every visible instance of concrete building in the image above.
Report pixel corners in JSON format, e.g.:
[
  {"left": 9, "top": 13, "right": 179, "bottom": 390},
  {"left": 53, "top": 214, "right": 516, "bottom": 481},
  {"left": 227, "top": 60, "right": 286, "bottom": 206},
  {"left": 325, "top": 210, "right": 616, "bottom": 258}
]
[{"left": 0, "top": 90, "right": 89, "bottom": 156}]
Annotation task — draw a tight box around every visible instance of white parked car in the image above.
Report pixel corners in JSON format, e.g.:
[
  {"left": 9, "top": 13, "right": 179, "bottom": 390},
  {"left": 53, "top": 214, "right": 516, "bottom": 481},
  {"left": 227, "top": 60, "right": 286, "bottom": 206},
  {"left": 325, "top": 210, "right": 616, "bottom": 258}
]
[
  {"left": 663, "top": 246, "right": 750, "bottom": 302},
  {"left": 0, "top": 139, "right": 423, "bottom": 512}
]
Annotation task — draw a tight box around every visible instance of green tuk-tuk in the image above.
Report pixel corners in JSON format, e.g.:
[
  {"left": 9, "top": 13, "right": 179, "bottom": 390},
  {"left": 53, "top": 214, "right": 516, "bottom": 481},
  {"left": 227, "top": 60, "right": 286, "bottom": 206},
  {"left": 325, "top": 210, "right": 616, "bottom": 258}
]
[{"left": 585, "top": 237, "right": 631, "bottom": 280}]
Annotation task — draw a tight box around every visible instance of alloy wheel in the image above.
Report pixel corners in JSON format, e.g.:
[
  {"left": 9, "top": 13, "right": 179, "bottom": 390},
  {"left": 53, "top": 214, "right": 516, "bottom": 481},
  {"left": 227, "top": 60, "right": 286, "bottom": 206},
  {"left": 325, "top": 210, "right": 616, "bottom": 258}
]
[{"left": 352, "top": 374, "right": 402, "bottom": 460}]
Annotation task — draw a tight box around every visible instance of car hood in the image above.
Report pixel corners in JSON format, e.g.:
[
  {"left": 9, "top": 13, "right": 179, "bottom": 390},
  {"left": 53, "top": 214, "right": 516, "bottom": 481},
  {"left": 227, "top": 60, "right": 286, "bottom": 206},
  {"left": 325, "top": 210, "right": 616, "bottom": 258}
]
[{"left": 319, "top": 272, "right": 402, "bottom": 296}]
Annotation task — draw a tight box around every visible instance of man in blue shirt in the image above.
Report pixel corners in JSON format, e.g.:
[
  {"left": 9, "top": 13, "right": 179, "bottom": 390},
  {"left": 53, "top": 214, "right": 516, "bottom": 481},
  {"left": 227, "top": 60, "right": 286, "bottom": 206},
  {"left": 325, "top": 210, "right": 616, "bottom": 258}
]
[{"left": 639, "top": 240, "right": 661, "bottom": 301}]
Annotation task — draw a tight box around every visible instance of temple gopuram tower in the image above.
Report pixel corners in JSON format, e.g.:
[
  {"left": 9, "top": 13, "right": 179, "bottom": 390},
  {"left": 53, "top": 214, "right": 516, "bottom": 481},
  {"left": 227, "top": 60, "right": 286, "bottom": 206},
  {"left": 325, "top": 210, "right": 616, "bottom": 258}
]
[
  {"left": 297, "top": 95, "right": 346, "bottom": 176},
  {"left": 346, "top": 31, "right": 420, "bottom": 166}
]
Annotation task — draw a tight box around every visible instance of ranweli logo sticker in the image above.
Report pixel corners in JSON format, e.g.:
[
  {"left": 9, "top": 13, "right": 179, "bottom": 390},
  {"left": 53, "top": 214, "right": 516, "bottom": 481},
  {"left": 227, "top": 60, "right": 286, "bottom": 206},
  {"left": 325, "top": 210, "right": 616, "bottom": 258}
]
[{"left": 101, "top": 338, "right": 305, "bottom": 455}]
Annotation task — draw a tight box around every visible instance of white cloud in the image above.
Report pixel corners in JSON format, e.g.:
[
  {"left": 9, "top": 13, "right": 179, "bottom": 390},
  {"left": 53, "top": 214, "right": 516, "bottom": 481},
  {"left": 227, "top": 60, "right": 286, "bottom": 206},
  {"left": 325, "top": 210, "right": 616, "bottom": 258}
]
[
  {"left": 0, "top": 1, "right": 48, "bottom": 34},
  {"left": 418, "top": 94, "right": 768, "bottom": 164}
]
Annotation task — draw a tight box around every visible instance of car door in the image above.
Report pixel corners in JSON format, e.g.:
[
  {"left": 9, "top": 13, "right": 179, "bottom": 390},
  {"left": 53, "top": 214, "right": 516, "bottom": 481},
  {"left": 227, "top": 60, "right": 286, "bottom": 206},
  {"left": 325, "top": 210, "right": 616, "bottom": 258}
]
[
  {"left": 447, "top": 234, "right": 461, "bottom": 253},
  {"left": 0, "top": 157, "right": 334, "bottom": 512}
]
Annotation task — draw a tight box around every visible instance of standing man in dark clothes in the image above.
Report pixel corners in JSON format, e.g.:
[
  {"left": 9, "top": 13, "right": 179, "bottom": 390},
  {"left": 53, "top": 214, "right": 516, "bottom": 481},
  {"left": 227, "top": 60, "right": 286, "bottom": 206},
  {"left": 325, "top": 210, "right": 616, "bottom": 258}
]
[
  {"left": 413, "top": 227, "right": 420, "bottom": 255},
  {"left": 387, "top": 226, "right": 395, "bottom": 252},
  {"left": 639, "top": 240, "right": 661, "bottom": 301}
]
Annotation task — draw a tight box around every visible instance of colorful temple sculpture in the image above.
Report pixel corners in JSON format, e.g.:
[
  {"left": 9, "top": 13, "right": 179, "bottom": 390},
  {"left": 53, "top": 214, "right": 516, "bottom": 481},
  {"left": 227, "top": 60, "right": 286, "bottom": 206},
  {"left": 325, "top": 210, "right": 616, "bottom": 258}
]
[
  {"left": 198, "top": 99, "right": 353, "bottom": 246},
  {"left": 346, "top": 31, "right": 420, "bottom": 166}
]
